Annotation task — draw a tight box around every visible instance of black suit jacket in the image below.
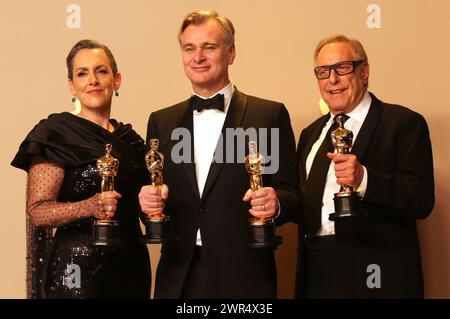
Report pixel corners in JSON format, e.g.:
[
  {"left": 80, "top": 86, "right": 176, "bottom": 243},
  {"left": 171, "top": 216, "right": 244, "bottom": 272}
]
[
  {"left": 296, "top": 92, "right": 434, "bottom": 297},
  {"left": 147, "top": 88, "right": 298, "bottom": 298}
]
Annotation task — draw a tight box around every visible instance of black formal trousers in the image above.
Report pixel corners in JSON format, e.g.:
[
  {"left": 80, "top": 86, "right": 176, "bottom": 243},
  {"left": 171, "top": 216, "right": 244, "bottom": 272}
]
[
  {"left": 147, "top": 87, "right": 299, "bottom": 298},
  {"left": 295, "top": 92, "right": 434, "bottom": 298}
]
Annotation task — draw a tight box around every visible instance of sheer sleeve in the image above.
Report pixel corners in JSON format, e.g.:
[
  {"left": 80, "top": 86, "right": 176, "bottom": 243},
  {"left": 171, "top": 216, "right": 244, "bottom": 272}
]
[{"left": 27, "top": 156, "right": 104, "bottom": 227}]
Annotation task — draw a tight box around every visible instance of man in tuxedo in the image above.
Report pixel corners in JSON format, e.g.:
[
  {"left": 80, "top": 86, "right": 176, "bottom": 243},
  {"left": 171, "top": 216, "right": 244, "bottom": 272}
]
[
  {"left": 295, "top": 34, "right": 434, "bottom": 298},
  {"left": 139, "top": 10, "right": 298, "bottom": 298}
]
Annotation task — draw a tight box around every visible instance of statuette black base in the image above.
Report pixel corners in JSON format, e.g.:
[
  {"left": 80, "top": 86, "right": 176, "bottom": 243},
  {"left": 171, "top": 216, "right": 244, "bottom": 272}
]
[
  {"left": 92, "top": 220, "right": 121, "bottom": 246},
  {"left": 142, "top": 217, "right": 170, "bottom": 244},
  {"left": 248, "top": 219, "right": 282, "bottom": 249},
  {"left": 329, "top": 191, "right": 362, "bottom": 221}
]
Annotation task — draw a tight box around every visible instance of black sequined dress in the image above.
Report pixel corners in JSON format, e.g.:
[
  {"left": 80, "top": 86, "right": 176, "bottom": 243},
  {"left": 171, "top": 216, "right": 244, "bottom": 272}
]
[{"left": 12, "top": 112, "right": 151, "bottom": 298}]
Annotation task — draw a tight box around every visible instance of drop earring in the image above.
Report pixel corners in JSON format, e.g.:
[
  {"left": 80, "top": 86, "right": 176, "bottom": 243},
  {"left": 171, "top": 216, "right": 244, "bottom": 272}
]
[
  {"left": 72, "top": 96, "right": 77, "bottom": 102},
  {"left": 115, "top": 91, "right": 119, "bottom": 97}
]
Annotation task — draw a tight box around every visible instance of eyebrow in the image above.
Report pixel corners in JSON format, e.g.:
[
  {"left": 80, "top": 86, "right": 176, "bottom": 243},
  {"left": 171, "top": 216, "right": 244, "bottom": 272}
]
[
  {"left": 74, "top": 64, "right": 109, "bottom": 72},
  {"left": 182, "top": 41, "right": 217, "bottom": 48},
  {"left": 316, "top": 61, "right": 353, "bottom": 68}
]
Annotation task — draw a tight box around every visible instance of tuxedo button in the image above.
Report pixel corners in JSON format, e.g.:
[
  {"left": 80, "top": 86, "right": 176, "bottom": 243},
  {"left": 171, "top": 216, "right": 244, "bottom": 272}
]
[{"left": 200, "top": 208, "right": 209, "bottom": 213}]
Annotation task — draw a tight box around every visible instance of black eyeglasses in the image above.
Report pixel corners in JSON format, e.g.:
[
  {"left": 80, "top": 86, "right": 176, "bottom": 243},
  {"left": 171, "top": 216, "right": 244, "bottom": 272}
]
[{"left": 314, "top": 60, "right": 365, "bottom": 79}]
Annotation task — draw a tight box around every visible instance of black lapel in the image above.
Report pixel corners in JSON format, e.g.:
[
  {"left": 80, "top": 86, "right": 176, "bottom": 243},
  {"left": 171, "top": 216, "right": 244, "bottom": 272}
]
[
  {"left": 351, "top": 92, "right": 381, "bottom": 161},
  {"left": 201, "top": 88, "right": 247, "bottom": 200},
  {"left": 300, "top": 114, "right": 330, "bottom": 186},
  {"left": 176, "top": 99, "right": 201, "bottom": 199}
]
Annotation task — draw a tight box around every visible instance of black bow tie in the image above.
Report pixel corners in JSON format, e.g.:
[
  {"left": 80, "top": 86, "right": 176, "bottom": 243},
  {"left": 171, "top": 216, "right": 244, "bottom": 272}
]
[{"left": 189, "top": 94, "right": 225, "bottom": 112}]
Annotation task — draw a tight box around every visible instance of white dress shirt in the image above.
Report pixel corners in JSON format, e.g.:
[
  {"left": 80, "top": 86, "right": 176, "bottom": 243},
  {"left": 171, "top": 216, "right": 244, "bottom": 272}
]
[
  {"left": 193, "top": 82, "right": 234, "bottom": 245},
  {"left": 305, "top": 91, "right": 371, "bottom": 236}
]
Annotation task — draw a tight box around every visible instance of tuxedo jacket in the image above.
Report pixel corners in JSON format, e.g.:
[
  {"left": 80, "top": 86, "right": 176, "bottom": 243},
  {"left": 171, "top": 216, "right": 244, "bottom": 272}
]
[
  {"left": 147, "top": 88, "right": 298, "bottom": 298},
  {"left": 296, "top": 92, "right": 434, "bottom": 297}
]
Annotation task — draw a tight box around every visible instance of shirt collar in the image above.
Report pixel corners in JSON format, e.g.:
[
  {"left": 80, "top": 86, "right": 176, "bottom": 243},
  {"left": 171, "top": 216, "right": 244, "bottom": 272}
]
[
  {"left": 191, "top": 81, "right": 234, "bottom": 113},
  {"left": 347, "top": 90, "right": 371, "bottom": 123}
]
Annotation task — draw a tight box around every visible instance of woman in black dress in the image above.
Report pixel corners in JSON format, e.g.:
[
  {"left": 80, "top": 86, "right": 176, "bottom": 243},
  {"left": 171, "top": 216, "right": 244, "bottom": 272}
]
[{"left": 11, "top": 40, "right": 151, "bottom": 298}]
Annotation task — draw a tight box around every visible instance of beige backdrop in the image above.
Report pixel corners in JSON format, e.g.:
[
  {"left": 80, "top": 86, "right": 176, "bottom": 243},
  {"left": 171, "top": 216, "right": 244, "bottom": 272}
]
[{"left": 1, "top": 0, "right": 449, "bottom": 298}]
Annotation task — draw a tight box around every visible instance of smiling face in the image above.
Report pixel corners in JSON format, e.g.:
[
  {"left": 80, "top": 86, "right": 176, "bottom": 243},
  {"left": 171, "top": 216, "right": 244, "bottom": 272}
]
[
  {"left": 315, "top": 42, "right": 369, "bottom": 115},
  {"left": 68, "top": 48, "right": 121, "bottom": 113},
  {"left": 180, "top": 19, "right": 235, "bottom": 96}
]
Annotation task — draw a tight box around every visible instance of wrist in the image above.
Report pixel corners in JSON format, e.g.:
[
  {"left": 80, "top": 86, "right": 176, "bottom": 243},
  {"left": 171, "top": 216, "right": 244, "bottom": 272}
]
[{"left": 273, "top": 198, "right": 281, "bottom": 219}]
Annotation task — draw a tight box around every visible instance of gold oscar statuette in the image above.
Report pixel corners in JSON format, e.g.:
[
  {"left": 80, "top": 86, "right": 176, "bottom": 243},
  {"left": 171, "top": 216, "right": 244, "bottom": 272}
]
[
  {"left": 92, "top": 144, "right": 121, "bottom": 246},
  {"left": 245, "top": 140, "right": 280, "bottom": 249},
  {"left": 142, "top": 138, "right": 170, "bottom": 244},
  {"left": 329, "top": 115, "right": 363, "bottom": 221}
]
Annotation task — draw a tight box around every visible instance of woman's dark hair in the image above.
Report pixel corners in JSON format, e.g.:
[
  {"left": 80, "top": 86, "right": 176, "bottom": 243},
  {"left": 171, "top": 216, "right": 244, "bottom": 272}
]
[{"left": 66, "top": 39, "right": 118, "bottom": 79}]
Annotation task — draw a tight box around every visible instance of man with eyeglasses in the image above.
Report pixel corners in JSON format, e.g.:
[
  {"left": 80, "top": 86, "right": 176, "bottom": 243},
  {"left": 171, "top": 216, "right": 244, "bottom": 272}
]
[{"left": 295, "top": 34, "right": 434, "bottom": 298}]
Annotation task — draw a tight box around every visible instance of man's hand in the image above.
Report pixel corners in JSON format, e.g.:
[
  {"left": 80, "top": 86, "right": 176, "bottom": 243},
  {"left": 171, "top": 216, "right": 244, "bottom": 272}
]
[
  {"left": 138, "top": 184, "right": 169, "bottom": 217},
  {"left": 243, "top": 187, "right": 278, "bottom": 219},
  {"left": 327, "top": 153, "right": 364, "bottom": 189}
]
